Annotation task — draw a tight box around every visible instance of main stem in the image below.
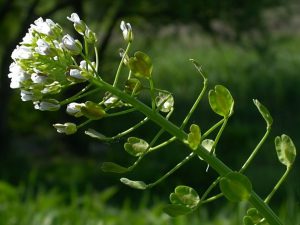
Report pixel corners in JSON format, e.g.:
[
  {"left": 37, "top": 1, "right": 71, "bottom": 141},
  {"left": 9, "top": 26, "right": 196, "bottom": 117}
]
[{"left": 91, "top": 77, "right": 283, "bottom": 225}]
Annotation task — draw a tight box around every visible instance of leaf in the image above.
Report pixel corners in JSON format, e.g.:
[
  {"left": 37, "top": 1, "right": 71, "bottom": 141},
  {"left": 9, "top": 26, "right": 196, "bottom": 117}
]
[
  {"left": 120, "top": 178, "right": 147, "bottom": 190},
  {"left": 128, "top": 51, "right": 153, "bottom": 78},
  {"left": 219, "top": 172, "right": 252, "bottom": 202},
  {"left": 208, "top": 85, "right": 234, "bottom": 117},
  {"left": 163, "top": 204, "right": 193, "bottom": 217},
  {"left": 187, "top": 124, "right": 201, "bottom": 150},
  {"left": 170, "top": 185, "right": 200, "bottom": 208},
  {"left": 253, "top": 99, "right": 273, "bottom": 127},
  {"left": 124, "top": 137, "right": 149, "bottom": 157},
  {"left": 81, "top": 101, "right": 106, "bottom": 120},
  {"left": 85, "top": 129, "right": 109, "bottom": 141},
  {"left": 101, "top": 162, "right": 129, "bottom": 173},
  {"left": 275, "top": 134, "right": 297, "bottom": 167}
]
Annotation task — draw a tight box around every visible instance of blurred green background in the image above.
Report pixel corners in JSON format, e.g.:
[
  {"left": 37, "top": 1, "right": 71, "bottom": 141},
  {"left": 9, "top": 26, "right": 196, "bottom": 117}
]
[{"left": 1, "top": 0, "right": 300, "bottom": 224}]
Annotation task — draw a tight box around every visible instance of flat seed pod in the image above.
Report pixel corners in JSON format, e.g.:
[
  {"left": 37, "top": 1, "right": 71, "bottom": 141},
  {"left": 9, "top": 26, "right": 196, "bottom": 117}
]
[
  {"left": 124, "top": 137, "right": 149, "bottom": 157},
  {"left": 101, "top": 162, "right": 129, "bottom": 173},
  {"left": 275, "top": 134, "right": 296, "bottom": 167},
  {"left": 163, "top": 204, "right": 193, "bottom": 217},
  {"left": 187, "top": 124, "right": 201, "bottom": 150},
  {"left": 219, "top": 172, "right": 252, "bottom": 202},
  {"left": 253, "top": 99, "right": 273, "bottom": 127},
  {"left": 120, "top": 178, "right": 146, "bottom": 190},
  {"left": 128, "top": 51, "right": 153, "bottom": 78},
  {"left": 208, "top": 85, "right": 234, "bottom": 117},
  {"left": 170, "top": 185, "right": 200, "bottom": 208}
]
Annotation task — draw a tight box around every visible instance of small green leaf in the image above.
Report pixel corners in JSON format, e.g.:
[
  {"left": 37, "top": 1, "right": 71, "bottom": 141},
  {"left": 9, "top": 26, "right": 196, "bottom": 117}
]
[
  {"left": 208, "top": 85, "right": 234, "bottom": 117},
  {"left": 219, "top": 172, "right": 252, "bottom": 202},
  {"left": 163, "top": 204, "right": 193, "bottom": 217},
  {"left": 85, "top": 129, "right": 109, "bottom": 141},
  {"left": 120, "top": 178, "right": 147, "bottom": 190},
  {"left": 81, "top": 101, "right": 106, "bottom": 120},
  {"left": 124, "top": 137, "right": 149, "bottom": 157},
  {"left": 128, "top": 51, "right": 153, "bottom": 78},
  {"left": 275, "top": 134, "right": 297, "bottom": 167},
  {"left": 253, "top": 99, "right": 273, "bottom": 127},
  {"left": 101, "top": 162, "right": 129, "bottom": 173},
  {"left": 170, "top": 185, "right": 200, "bottom": 208},
  {"left": 187, "top": 124, "right": 201, "bottom": 150}
]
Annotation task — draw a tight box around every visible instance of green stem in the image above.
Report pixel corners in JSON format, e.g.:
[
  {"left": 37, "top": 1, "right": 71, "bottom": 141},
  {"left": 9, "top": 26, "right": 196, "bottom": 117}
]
[
  {"left": 149, "top": 136, "right": 176, "bottom": 152},
  {"left": 264, "top": 167, "right": 291, "bottom": 204},
  {"left": 180, "top": 77, "right": 207, "bottom": 129},
  {"left": 94, "top": 45, "right": 99, "bottom": 72},
  {"left": 201, "top": 193, "right": 223, "bottom": 204},
  {"left": 240, "top": 127, "right": 271, "bottom": 173},
  {"left": 200, "top": 177, "right": 221, "bottom": 202},
  {"left": 106, "top": 108, "right": 137, "bottom": 117},
  {"left": 110, "top": 117, "right": 149, "bottom": 141},
  {"left": 90, "top": 77, "right": 283, "bottom": 225},
  {"left": 211, "top": 117, "right": 228, "bottom": 153},
  {"left": 60, "top": 84, "right": 93, "bottom": 106},
  {"left": 113, "top": 42, "right": 131, "bottom": 87},
  {"left": 149, "top": 77, "right": 156, "bottom": 110},
  {"left": 77, "top": 119, "right": 92, "bottom": 129},
  {"left": 147, "top": 152, "right": 196, "bottom": 189},
  {"left": 202, "top": 119, "right": 224, "bottom": 140}
]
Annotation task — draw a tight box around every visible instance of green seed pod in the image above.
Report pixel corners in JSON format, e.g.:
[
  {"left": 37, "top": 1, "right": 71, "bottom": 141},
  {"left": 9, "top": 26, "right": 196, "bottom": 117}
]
[
  {"left": 219, "top": 172, "right": 252, "bottom": 202},
  {"left": 125, "top": 78, "right": 142, "bottom": 95},
  {"left": 81, "top": 101, "right": 106, "bottom": 120},
  {"left": 124, "top": 137, "right": 149, "bottom": 157},
  {"left": 128, "top": 51, "right": 153, "bottom": 78},
  {"left": 275, "top": 134, "right": 296, "bottom": 167}
]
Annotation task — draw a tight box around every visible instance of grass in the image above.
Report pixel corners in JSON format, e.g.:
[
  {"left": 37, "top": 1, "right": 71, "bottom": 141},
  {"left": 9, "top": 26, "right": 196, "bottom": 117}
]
[{"left": 0, "top": 180, "right": 299, "bottom": 225}]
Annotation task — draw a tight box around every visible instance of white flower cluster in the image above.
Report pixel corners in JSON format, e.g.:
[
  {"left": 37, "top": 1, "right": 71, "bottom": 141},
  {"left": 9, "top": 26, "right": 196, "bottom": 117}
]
[{"left": 8, "top": 13, "right": 96, "bottom": 111}]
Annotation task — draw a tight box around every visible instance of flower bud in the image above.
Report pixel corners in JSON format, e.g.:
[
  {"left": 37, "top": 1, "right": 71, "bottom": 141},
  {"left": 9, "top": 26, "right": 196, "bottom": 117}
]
[
  {"left": 85, "top": 27, "right": 97, "bottom": 44},
  {"left": 103, "top": 93, "right": 124, "bottom": 108},
  {"left": 34, "top": 99, "right": 60, "bottom": 111},
  {"left": 66, "top": 102, "right": 85, "bottom": 117},
  {"left": 67, "top": 13, "right": 86, "bottom": 35},
  {"left": 62, "top": 34, "right": 82, "bottom": 55},
  {"left": 120, "top": 21, "right": 133, "bottom": 43},
  {"left": 53, "top": 122, "right": 77, "bottom": 135},
  {"left": 81, "top": 101, "right": 106, "bottom": 120},
  {"left": 66, "top": 66, "right": 88, "bottom": 82}
]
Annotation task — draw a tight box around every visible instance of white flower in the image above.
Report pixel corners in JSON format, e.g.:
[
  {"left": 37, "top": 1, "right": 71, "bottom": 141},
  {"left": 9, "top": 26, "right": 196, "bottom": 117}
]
[
  {"left": 53, "top": 122, "right": 77, "bottom": 135},
  {"left": 8, "top": 63, "right": 29, "bottom": 88},
  {"left": 79, "top": 60, "right": 95, "bottom": 71},
  {"left": 31, "top": 73, "right": 48, "bottom": 84},
  {"left": 67, "top": 13, "right": 81, "bottom": 23},
  {"left": 69, "top": 68, "right": 87, "bottom": 81},
  {"left": 35, "top": 39, "right": 51, "bottom": 55},
  {"left": 21, "top": 90, "right": 34, "bottom": 101},
  {"left": 31, "top": 18, "right": 52, "bottom": 35},
  {"left": 11, "top": 45, "right": 33, "bottom": 60},
  {"left": 62, "top": 34, "right": 82, "bottom": 55},
  {"left": 120, "top": 21, "right": 133, "bottom": 42},
  {"left": 66, "top": 102, "right": 84, "bottom": 117},
  {"left": 34, "top": 99, "right": 60, "bottom": 111},
  {"left": 22, "top": 31, "right": 34, "bottom": 44}
]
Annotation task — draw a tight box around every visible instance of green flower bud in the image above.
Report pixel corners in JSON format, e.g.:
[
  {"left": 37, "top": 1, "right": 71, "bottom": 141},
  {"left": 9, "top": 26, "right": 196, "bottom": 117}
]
[
  {"left": 81, "top": 101, "right": 106, "bottom": 120},
  {"left": 85, "top": 27, "right": 97, "bottom": 44},
  {"left": 67, "top": 13, "right": 86, "bottom": 35},
  {"left": 53, "top": 122, "right": 77, "bottom": 135},
  {"left": 62, "top": 34, "right": 82, "bottom": 55},
  {"left": 34, "top": 99, "right": 60, "bottom": 111},
  {"left": 120, "top": 21, "right": 133, "bottom": 43}
]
